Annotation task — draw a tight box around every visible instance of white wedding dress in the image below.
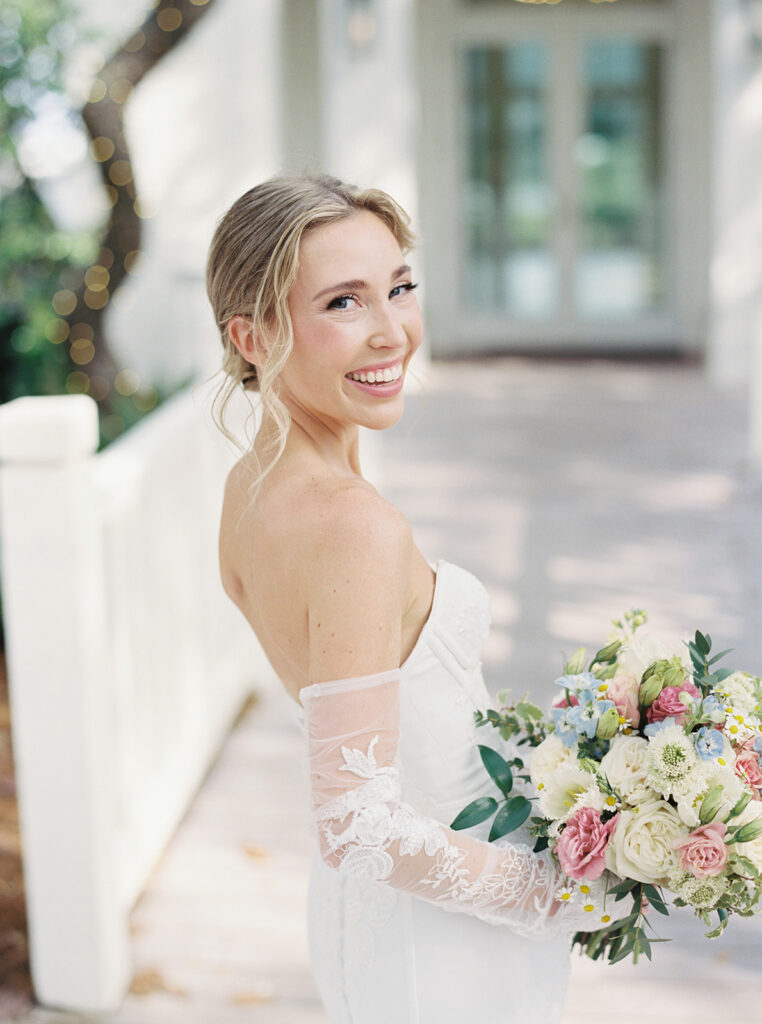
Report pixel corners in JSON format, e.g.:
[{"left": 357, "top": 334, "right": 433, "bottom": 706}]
[{"left": 292, "top": 560, "right": 578, "bottom": 1024}]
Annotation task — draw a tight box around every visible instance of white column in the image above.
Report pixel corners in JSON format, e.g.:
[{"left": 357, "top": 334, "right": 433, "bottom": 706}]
[{"left": 0, "top": 395, "right": 131, "bottom": 1011}]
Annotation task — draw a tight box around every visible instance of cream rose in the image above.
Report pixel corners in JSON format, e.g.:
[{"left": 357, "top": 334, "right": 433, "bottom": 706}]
[
  {"left": 605, "top": 798, "right": 686, "bottom": 884},
  {"left": 529, "top": 735, "right": 577, "bottom": 791},
  {"left": 731, "top": 801, "right": 762, "bottom": 872},
  {"left": 617, "top": 632, "right": 689, "bottom": 683},
  {"left": 600, "top": 735, "right": 653, "bottom": 807}
]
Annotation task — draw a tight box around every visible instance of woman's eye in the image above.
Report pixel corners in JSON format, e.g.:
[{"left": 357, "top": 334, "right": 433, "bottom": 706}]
[
  {"left": 390, "top": 282, "right": 419, "bottom": 299},
  {"left": 326, "top": 294, "right": 357, "bottom": 311}
]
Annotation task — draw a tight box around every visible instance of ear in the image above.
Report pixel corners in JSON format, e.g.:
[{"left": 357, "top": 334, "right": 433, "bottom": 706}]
[{"left": 227, "top": 315, "right": 269, "bottom": 367}]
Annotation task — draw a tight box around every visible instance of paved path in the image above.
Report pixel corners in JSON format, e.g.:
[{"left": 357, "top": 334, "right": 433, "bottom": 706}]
[{"left": 11, "top": 358, "right": 762, "bottom": 1023}]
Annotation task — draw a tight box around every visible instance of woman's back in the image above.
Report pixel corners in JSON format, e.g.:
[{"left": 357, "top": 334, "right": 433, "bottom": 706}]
[{"left": 217, "top": 447, "right": 436, "bottom": 701}]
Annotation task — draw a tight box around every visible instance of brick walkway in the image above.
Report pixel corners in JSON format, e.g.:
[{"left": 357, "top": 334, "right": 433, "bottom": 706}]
[{"left": 8, "top": 357, "right": 762, "bottom": 1023}]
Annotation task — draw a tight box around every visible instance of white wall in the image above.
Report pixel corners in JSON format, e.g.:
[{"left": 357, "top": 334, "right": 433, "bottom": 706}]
[{"left": 108, "top": 0, "right": 284, "bottom": 388}]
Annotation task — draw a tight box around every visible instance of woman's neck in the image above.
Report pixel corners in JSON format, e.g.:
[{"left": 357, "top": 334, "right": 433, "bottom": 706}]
[{"left": 257, "top": 411, "right": 364, "bottom": 480}]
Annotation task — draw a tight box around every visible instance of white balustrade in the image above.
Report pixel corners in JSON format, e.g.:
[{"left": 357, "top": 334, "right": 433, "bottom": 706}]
[{"left": 0, "top": 384, "right": 271, "bottom": 1011}]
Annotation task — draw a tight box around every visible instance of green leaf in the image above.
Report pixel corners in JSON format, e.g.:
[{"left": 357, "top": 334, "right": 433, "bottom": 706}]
[
  {"left": 708, "top": 648, "right": 733, "bottom": 665},
  {"left": 608, "top": 878, "right": 638, "bottom": 897},
  {"left": 515, "top": 699, "right": 543, "bottom": 722},
  {"left": 532, "top": 835, "right": 549, "bottom": 853},
  {"left": 478, "top": 745, "right": 514, "bottom": 797},
  {"left": 695, "top": 631, "right": 710, "bottom": 655},
  {"left": 488, "top": 795, "right": 532, "bottom": 841},
  {"left": 450, "top": 796, "right": 498, "bottom": 831}
]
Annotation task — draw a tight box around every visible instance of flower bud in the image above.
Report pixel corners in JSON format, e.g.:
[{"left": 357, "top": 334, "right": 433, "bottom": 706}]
[
  {"left": 596, "top": 706, "right": 620, "bottom": 741},
  {"left": 639, "top": 672, "right": 665, "bottom": 708},
  {"left": 732, "top": 817, "right": 762, "bottom": 844},
  {"left": 639, "top": 656, "right": 686, "bottom": 706},
  {"left": 698, "top": 784, "right": 724, "bottom": 825},
  {"left": 593, "top": 640, "right": 622, "bottom": 664},
  {"left": 564, "top": 647, "right": 587, "bottom": 675}
]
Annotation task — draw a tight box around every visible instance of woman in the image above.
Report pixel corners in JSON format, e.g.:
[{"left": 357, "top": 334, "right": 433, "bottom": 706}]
[{"left": 206, "top": 176, "right": 593, "bottom": 1023}]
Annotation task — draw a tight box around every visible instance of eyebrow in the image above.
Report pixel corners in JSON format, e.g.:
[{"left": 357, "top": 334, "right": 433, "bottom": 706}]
[{"left": 311, "top": 264, "right": 412, "bottom": 302}]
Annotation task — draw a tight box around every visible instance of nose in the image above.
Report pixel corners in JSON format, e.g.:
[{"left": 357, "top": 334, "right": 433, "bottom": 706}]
[{"left": 367, "top": 299, "right": 408, "bottom": 348}]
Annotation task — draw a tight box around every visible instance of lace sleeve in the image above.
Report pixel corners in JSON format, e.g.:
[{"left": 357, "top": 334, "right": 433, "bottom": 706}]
[{"left": 301, "top": 668, "right": 599, "bottom": 938}]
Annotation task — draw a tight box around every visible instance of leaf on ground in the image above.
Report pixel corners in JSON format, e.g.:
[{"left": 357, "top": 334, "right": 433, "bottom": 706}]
[{"left": 130, "top": 968, "right": 187, "bottom": 998}]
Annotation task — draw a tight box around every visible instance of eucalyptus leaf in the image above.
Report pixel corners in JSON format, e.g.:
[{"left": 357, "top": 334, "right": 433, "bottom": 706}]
[
  {"left": 450, "top": 796, "right": 498, "bottom": 831},
  {"left": 478, "top": 744, "right": 514, "bottom": 797},
  {"left": 488, "top": 795, "right": 532, "bottom": 841}
]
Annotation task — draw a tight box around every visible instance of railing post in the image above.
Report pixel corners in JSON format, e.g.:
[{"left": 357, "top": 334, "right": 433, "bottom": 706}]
[{"left": 0, "top": 395, "right": 131, "bottom": 1011}]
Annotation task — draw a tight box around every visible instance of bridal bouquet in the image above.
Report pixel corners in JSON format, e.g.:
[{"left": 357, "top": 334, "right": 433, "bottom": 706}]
[{"left": 452, "top": 611, "right": 762, "bottom": 964}]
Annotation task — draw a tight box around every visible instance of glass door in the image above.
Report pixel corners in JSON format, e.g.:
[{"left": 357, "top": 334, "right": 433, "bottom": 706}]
[{"left": 459, "top": 25, "right": 673, "bottom": 345}]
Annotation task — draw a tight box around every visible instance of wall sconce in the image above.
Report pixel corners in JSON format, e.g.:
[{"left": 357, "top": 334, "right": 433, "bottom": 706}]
[{"left": 346, "top": 0, "right": 378, "bottom": 56}]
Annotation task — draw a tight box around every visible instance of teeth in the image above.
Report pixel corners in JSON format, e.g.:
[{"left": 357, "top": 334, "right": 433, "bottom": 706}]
[{"left": 348, "top": 362, "right": 403, "bottom": 385}]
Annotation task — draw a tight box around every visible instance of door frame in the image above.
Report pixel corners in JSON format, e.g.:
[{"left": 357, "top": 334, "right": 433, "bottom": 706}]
[{"left": 415, "top": 0, "right": 712, "bottom": 356}]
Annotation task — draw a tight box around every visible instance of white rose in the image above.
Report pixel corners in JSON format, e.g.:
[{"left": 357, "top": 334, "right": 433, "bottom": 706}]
[
  {"left": 617, "top": 631, "right": 689, "bottom": 682},
  {"left": 731, "top": 802, "right": 762, "bottom": 872},
  {"left": 538, "top": 764, "right": 592, "bottom": 821},
  {"left": 600, "top": 735, "right": 653, "bottom": 807},
  {"left": 529, "top": 735, "right": 577, "bottom": 791},
  {"left": 605, "top": 798, "right": 686, "bottom": 885}
]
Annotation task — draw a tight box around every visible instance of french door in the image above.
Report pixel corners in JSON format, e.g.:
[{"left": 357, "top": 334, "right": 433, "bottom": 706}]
[{"left": 417, "top": 0, "right": 710, "bottom": 354}]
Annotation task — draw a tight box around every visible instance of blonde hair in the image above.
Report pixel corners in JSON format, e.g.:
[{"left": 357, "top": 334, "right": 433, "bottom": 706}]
[{"left": 204, "top": 174, "right": 416, "bottom": 498}]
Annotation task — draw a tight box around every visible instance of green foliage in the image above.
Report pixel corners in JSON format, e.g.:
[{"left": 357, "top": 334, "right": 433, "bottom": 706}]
[
  {"left": 1, "top": 2, "right": 91, "bottom": 399},
  {"left": 0, "top": 0, "right": 184, "bottom": 447}
]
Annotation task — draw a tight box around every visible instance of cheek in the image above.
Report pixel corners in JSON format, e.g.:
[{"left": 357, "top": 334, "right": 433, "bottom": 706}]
[{"left": 406, "top": 307, "right": 424, "bottom": 352}]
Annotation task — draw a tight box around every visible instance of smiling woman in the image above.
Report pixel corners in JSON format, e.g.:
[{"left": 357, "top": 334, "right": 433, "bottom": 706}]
[{"left": 205, "top": 175, "right": 595, "bottom": 1024}]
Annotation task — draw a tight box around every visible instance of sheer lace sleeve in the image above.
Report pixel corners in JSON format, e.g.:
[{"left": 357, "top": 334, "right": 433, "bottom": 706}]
[{"left": 301, "top": 668, "right": 600, "bottom": 938}]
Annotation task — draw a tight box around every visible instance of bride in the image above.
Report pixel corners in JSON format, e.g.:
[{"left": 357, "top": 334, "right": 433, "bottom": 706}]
[{"left": 207, "top": 176, "right": 596, "bottom": 1023}]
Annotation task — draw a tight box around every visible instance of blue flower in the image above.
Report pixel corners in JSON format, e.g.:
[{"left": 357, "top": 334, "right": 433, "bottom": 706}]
[
  {"left": 695, "top": 727, "right": 725, "bottom": 761},
  {"left": 755, "top": 736, "right": 762, "bottom": 756},
  {"left": 554, "top": 672, "right": 599, "bottom": 692},
  {"left": 567, "top": 689, "right": 616, "bottom": 739},
  {"left": 643, "top": 716, "right": 679, "bottom": 739},
  {"left": 551, "top": 707, "right": 579, "bottom": 748}
]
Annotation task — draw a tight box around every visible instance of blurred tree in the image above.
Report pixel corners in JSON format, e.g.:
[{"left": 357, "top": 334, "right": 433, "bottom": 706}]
[
  {"left": 0, "top": 0, "right": 217, "bottom": 447},
  {"left": 0, "top": 1, "right": 94, "bottom": 412}
]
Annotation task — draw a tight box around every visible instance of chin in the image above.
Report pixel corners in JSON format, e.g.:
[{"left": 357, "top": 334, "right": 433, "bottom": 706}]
[{"left": 360, "top": 399, "right": 405, "bottom": 432}]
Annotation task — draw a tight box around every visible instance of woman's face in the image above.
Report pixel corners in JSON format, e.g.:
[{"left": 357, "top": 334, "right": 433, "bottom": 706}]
[{"left": 278, "top": 210, "right": 423, "bottom": 432}]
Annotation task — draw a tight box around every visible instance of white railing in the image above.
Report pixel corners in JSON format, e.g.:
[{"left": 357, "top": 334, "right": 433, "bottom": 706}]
[{"left": 0, "top": 383, "right": 272, "bottom": 1012}]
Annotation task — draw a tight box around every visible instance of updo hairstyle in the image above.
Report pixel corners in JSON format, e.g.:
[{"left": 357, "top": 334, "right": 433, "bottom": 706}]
[{"left": 204, "top": 174, "right": 415, "bottom": 494}]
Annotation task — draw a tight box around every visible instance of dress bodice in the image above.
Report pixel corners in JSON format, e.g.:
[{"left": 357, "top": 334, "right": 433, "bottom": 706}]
[{"left": 294, "top": 560, "right": 507, "bottom": 830}]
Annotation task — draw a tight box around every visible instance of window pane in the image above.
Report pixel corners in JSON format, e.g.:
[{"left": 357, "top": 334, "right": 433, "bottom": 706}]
[
  {"left": 463, "top": 43, "right": 556, "bottom": 317},
  {"left": 575, "top": 41, "right": 666, "bottom": 318}
]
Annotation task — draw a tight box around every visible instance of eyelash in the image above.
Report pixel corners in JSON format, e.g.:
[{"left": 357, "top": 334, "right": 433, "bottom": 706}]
[{"left": 326, "top": 281, "right": 419, "bottom": 310}]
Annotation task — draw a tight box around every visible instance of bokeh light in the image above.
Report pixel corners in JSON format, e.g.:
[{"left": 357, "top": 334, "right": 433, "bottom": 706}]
[
  {"left": 101, "top": 413, "right": 126, "bottom": 440},
  {"left": 89, "top": 136, "right": 115, "bottom": 162},
  {"left": 45, "top": 319, "right": 70, "bottom": 344},
  {"left": 108, "top": 78, "right": 133, "bottom": 104},
  {"left": 157, "top": 8, "right": 183, "bottom": 32},
  {"left": 52, "top": 289, "right": 77, "bottom": 316},
  {"left": 115, "top": 369, "right": 141, "bottom": 395}
]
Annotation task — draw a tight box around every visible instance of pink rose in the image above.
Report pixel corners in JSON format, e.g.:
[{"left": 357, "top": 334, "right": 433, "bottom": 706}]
[
  {"left": 556, "top": 807, "right": 619, "bottom": 881},
  {"left": 646, "top": 681, "right": 701, "bottom": 726},
  {"left": 670, "top": 822, "right": 728, "bottom": 878},
  {"left": 735, "top": 743, "right": 762, "bottom": 796},
  {"left": 606, "top": 672, "right": 640, "bottom": 727},
  {"left": 552, "top": 692, "right": 579, "bottom": 710}
]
